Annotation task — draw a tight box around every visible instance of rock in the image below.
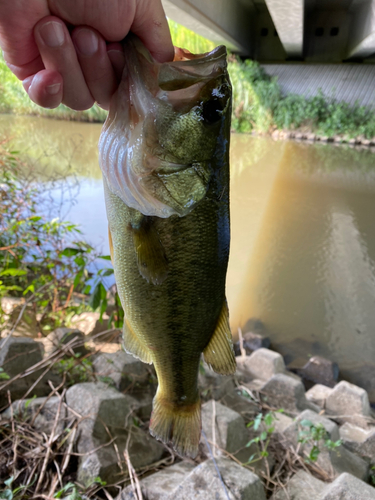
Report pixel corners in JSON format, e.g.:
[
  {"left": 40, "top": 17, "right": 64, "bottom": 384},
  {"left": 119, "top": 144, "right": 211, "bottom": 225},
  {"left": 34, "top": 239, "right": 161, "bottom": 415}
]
[
  {"left": 172, "top": 457, "right": 266, "bottom": 500},
  {"left": 70, "top": 311, "right": 111, "bottom": 337},
  {"left": 0, "top": 337, "right": 61, "bottom": 407},
  {"left": 284, "top": 410, "right": 368, "bottom": 480},
  {"left": 270, "top": 470, "right": 326, "bottom": 500},
  {"left": 272, "top": 412, "right": 294, "bottom": 438},
  {"left": 306, "top": 384, "right": 333, "bottom": 409},
  {"left": 199, "top": 365, "right": 236, "bottom": 401},
  {"left": 2, "top": 299, "right": 38, "bottom": 337},
  {"left": 65, "top": 382, "right": 138, "bottom": 443},
  {"left": 130, "top": 390, "right": 154, "bottom": 421},
  {"left": 340, "top": 422, "right": 375, "bottom": 462},
  {"left": 78, "top": 426, "right": 165, "bottom": 488},
  {"left": 0, "top": 337, "right": 43, "bottom": 376},
  {"left": 92, "top": 351, "right": 151, "bottom": 391},
  {"left": 261, "top": 373, "right": 312, "bottom": 413},
  {"left": 291, "top": 356, "right": 339, "bottom": 389},
  {"left": 221, "top": 387, "right": 259, "bottom": 417},
  {"left": 320, "top": 472, "right": 375, "bottom": 500},
  {"left": 237, "top": 348, "right": 285, "bottom": 381},
  {"left": 243, "top": 318, "right": 265, "bottom": 334},
  {"left": 117, "top": 461, "right": 195, "bottom": 500},
  {"left": 325, "top": 381, "right": 371, "bottom": 427},
  {"left": 0, "top": 396, "right": 67, "bottom": 436},
  {"left": 43, "top": 327, "right": 89, "bottom": 357},
  {"left": 201, "top": 400, "right": 249, "bottom": 455},
  {"left": 234, "top": 332, "right": 270, "bottom": 356}
]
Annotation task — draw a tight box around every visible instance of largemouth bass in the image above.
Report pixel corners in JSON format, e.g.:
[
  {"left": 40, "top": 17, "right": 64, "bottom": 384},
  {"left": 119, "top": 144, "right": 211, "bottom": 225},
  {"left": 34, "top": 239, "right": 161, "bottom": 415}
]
[{"left": 98, "top": 35, "right": 235, "bottom": 458}]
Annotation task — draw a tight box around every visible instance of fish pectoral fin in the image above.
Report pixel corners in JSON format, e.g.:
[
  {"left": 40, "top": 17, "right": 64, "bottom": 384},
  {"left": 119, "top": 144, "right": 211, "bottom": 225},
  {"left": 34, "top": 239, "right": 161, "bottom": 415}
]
[
  {"left": 108, "top": 226, "right": 114, "bottom": 265},
  {"left": 203, "top": 300, "right": 236, "bottom": 375},
  {"left": 131, "top": 214, "right": 168, "bottom": 285},
  {"left": 123, "top": 318, "right": 153, "bottom": 364}
]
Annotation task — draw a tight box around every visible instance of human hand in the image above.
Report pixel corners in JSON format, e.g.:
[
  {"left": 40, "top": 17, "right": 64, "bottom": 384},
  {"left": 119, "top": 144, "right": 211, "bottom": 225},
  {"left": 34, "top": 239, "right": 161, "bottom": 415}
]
[{"left": 0, "top": 0, "right": 173, "bottom": 110}]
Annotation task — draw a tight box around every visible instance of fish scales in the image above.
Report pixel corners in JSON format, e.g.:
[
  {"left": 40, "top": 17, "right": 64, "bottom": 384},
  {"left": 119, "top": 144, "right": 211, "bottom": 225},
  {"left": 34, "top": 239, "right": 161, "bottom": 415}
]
[{"left": 99, "top": 35, "right": 235, "bottom": 458}]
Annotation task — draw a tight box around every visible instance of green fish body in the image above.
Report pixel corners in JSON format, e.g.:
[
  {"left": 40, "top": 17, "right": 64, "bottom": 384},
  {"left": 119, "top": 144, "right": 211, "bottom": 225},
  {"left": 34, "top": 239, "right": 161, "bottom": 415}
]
[{"left": 99, "top": 37, "right": 235, "bottom": 458}]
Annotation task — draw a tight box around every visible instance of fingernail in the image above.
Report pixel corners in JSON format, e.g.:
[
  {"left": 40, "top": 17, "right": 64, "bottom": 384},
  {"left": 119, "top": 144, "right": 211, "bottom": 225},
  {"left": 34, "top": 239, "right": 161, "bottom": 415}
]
[
  {"left": 22, "top": 75, "right": 34, "bottom": 93},
  {"left": 75, "top": 29, "right": 99, "bottom": 56},
  {"left": 39, "top": 21, "right": 65, "bottom": 48},
  {"left": 46, "top": 83, "right": 61, "bottom": 95}
]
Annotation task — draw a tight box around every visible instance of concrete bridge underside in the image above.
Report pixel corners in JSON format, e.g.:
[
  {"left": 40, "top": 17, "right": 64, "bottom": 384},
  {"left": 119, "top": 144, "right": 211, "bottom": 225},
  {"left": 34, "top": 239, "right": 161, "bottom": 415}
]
[{"left": 162, "top": 0, "right": 375, "bottom": 63}]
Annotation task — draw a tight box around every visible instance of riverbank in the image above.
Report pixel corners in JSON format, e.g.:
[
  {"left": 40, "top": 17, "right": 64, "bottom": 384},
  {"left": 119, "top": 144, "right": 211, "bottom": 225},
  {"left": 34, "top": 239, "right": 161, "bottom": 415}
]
[{"left": 1, "top": 22, "right": 375, "bottom": 140}]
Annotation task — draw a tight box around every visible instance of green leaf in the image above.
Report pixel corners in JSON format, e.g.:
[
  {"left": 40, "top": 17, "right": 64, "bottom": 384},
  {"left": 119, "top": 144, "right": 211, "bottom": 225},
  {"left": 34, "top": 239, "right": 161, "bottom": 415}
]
[
  {"left": 29, "top": 216, "right": 42, "bottom": 222},
  {"left": 25, "top": 395, "right": 37, "bottom": 409},
  {"left": 246, "top": 437, "right": 259, "bottom": 447},
  {"left": 308, "top": 445, "right": 320, "bottom": 462},
  {"left": 98, "top": 255, "right": 111, "bottom": 260},
  {"left": 100, "top": 268, "right": 114, "bottom": 277},
  {"left": 4, "top": 477, "right": 13, "bottom": 488},
  {"left": 74, "top": 255, "right": 85, "bottom": 267},
  {"left": 23, "top": 284, "right": 35, "bottom": 295},
  {"left": 264, "top": 412, "right": 274, "bottom": 427},
  {"left": 300, "top": 419, "right": 313, "bottom": 428},
  {"left": 253, "top": 413, "right": 263, "bottom": 431},
  {"left": 59, "top": 247, "right": 84, "bottom": 257},
  {"left": 0, "top": 490, "right": 13, "bottom": 500},
  {"left": 260, "top": 431, "right": 267, "bottom": 441},
  {"left": 89, "top": 282, "right": 106, "bottom": 310},
  {"left": 0, "top": 269, "right": 27, "bottom": 277},
  {"left": 73, "top": 270, "right": 83, "bottom": 289}
]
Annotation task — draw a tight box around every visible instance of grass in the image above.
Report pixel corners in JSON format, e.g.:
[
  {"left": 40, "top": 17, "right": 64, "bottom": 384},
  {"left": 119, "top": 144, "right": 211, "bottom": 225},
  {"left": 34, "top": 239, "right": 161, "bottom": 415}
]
[{"left": 0, "top": 21, "right": 375, "bottom": 139}]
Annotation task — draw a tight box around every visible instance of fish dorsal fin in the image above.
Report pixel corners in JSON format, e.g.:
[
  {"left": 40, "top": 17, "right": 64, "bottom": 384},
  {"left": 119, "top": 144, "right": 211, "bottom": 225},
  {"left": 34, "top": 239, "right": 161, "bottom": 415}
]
[
  {"left": 203, "top": 300, "right": 236, "bottom": 375},
  {"left": 131, "top": 214, "right": 168, "bottom": 285},
  {"left": 123, "top": 318, "right": 153, "bottom": 364}
]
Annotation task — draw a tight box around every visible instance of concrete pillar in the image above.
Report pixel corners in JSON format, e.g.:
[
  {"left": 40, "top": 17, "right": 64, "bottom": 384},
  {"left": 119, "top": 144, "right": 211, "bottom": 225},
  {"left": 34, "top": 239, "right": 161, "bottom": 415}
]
[
  {"left": 347, "top": 0, "right": 375, "bottom": 59},
  {"left": 162, "top": 0, "right": 255, "bottom": 55},
  {"left": 264, "top": 0, "right": 304, "bottom": 57}
]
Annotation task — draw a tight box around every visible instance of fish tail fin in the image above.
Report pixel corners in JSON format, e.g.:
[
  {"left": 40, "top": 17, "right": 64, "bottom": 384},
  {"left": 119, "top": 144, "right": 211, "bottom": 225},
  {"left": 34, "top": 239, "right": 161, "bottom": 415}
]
[{"left": 149, "top": 392, "right": 201, "bottom": 458}]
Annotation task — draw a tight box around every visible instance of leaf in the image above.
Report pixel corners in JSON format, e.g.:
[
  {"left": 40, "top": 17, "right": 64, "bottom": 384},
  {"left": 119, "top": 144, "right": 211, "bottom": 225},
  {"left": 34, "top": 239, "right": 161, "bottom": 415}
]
[
  {"left": 25, "top": 395, "right": 37, "bottom": 409},
  {"left": 0, "top": 269, "right": 27, "bottom": 277},
  {"left": 100, "top": 268, "right": 114, "bottom": 277},
  {"left": 23, "top": 284, "right": 35, "bottom": 295},
  {"left": 253, "top": 413, "right": 263, "bottom": 431},
  {"left": 89, "top": 282, "right": 106, "bottom": 310},
  {"left": 300, "top": 419, "right": 313, "bottom": 428},
  {"left": 0, "top": 490, "right": 13, "bottom": 500},
  {"left": 74, "top": 255, "right": 85, "bottom": 267},
  {"left": 264, "top": 412, "right": 274, "bottom": 427},
  {"left": 246, "top": 437, "right": 259, "bottom": 447},
  {"left": 98, "top": 255, "right": 111, "bottom": 260},
  {"left": 260, "top": 431, "right": 268, "bottom": 441},
  {"left": 59, "top": 247, "right": 84, "bottom": 257},
  {"left": 73, "top": 270, "right": 83, "bottom": 289},
  {"left": 308, "top": 445, "right": 320, "bottom": 462}
]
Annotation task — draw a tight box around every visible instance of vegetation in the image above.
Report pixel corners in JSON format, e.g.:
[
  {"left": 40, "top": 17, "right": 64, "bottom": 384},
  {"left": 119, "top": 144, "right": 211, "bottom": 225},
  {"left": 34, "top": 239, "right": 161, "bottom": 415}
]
[
  {"left": 0, "top": 143, "right": 119, "bottom": 335},
  {"left": 0, "top": 21, "right": 374, "bottom": 138}
]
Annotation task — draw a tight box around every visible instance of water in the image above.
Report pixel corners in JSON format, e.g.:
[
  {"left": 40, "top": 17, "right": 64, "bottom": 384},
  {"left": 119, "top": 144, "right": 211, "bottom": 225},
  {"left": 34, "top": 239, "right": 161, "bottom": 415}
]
[{"left": 2, "top": 115, "right": 375, "bottom": 399}]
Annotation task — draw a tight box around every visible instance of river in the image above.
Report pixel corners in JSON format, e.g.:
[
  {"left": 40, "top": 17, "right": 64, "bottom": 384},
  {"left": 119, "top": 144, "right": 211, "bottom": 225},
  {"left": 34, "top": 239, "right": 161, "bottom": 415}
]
[{"left": 2, "top": 114, "right": 375, "bottom": 400}]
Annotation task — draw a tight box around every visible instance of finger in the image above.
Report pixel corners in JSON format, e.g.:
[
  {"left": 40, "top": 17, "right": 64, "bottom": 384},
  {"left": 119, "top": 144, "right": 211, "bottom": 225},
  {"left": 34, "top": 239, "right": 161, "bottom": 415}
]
[
  {"left": 107, "top": 43, "right": 125, "bottom": 81},
  {"left": 132, "top": 1, "right": 174, "bottom": 63},
  {"left": 23, "top": 69, "right": 63, "bottom": 109},
  {"left": 71, "top": 27, "right": 118, "bottom": 110},
  {"left": 34, "top": 16, "right": 94, "bottom": 110}
]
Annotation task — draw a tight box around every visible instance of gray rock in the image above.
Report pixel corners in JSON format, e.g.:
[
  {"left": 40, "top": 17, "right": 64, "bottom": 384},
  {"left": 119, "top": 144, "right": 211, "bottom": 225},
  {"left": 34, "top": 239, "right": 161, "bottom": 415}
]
[
  {"left": 199, "top": 365, "right": 236, "bottom": 401},
  {"left": 270, "top": 470, "right": 326, "bottom": 500},
  {"left": 0, "top": 337, "right": 43, "bottom": 377},
  {"left": 325, "top": 381, "right": 371, "bottom": 427},
  {"left": 0, "top": 337, "right": 61, "bottom": 407},
  {"left": 92, "top": 351, "right": 151, "bottom": 391},
  {"left": 340, "top": 422, "right": 375, "bottom": 462},
  {"left": 78, "top": 426, "right": 165, "bottom": 488},
  {"left": 237, "top": 349, "right": 285, "bottom": 381},
  {"left": 221, "top": 387, "right": 259, "bottom": 418},
  {"left": 70, "top": 311, "right": 110, "bottom": 336},
  {"left": 172, "top": 457, "right": 266, "bottom": 500},
  {"left": 306, "top": 384, "right": 333, "bottom": 409},
  {"left": 320, "top": 472, "right": 375, "bottom": 500},
  {"left": 284, "top": 410, "right": 368, "bottom": 480},
  {"left": 130, "top": 390, "right": 154, "bottom": 421},
  {"left": 272, "top": 412, "right": 294, "bottom": 438},
  {"left": 44, "top": 327, "right": 89, "bottom": 357},
  {"left": 291, "top": 356, "right": 339, "bottom": 389},
  {"left": 201, "top": 400, "right": 249, "bottom": 454},
  {"left": 65, "top": 382, "right": 138, "bottom": 444},
  {"left": 0, "top": 396, "right": 67, "bottom": 436},
  {"left": 117, "top": 461, "right": 195, "bottom": 500},
  {"left": 261, "top": 373, "right": 310, "bottom": 413},
  {"left": 234, "top": 332, "right": 270, "bottom": 356}
]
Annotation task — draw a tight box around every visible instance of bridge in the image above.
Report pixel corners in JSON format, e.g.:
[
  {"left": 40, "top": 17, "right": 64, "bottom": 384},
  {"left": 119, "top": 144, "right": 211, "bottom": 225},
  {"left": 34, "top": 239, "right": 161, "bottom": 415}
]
[{"left": 162, "top": 0, "right": 375, "bottom": 63}]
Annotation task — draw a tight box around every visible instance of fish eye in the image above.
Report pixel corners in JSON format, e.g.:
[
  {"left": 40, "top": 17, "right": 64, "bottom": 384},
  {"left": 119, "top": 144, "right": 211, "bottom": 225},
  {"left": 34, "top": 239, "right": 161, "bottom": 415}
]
[{"left": 202, "top": 98, "right": 224, "bottom": 124}]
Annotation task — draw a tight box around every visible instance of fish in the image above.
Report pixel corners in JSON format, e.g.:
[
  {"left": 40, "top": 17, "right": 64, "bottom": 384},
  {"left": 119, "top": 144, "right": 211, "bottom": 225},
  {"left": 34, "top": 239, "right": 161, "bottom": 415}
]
[{"left": 98, "top": 35, "right": 235, "bottom": 458}]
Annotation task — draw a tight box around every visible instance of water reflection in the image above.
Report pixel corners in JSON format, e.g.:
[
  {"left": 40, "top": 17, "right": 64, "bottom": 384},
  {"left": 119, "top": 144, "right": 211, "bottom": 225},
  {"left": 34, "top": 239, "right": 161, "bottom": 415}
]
[{"left": 1, "top": 115, "right": 375, "bottom": 400}]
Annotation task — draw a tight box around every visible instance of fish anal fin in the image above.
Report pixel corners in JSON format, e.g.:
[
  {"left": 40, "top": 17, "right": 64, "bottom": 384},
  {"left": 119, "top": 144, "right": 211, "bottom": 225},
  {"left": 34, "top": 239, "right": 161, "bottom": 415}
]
[
  {"left": 203, "top": 300, "right": 236, "bottom": 375},
  {"left": 131, "top": 215, "right": 168, "bottom": 285},
  {"left": 149, "top": 391, "right": 201, "bottom": 458},
  {"left": 123, "top": 318, "right": 153, "bottom": 364},
  {"left": 108, "top": 226, "right": 114, "bottom": 265}
]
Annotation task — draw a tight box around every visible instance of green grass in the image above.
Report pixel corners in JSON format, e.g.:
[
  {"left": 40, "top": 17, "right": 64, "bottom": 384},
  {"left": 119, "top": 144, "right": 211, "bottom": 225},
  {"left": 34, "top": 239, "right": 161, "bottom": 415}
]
[{"left": 1, "top": 21, "right": 375, "bottom": 139}]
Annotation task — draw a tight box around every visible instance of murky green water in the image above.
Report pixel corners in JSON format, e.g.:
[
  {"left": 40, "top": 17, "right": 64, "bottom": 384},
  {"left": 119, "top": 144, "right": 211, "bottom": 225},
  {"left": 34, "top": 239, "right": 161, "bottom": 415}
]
[{"left": 2, "top": 115, "right": 375, "bottom": 400}]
